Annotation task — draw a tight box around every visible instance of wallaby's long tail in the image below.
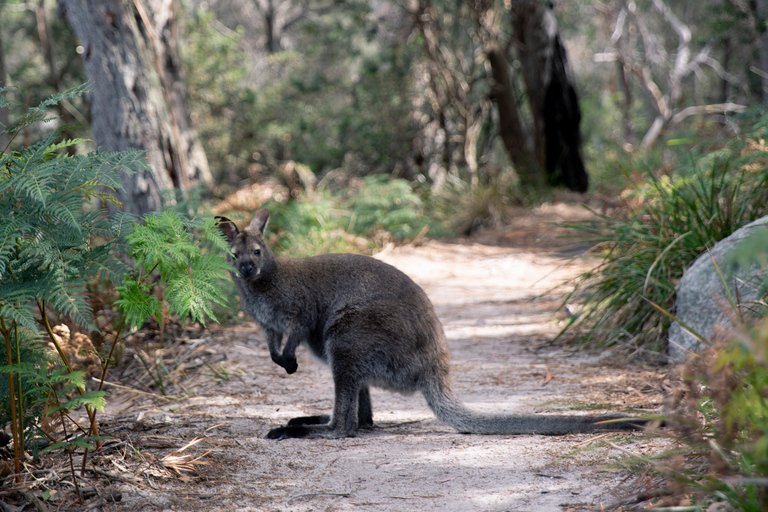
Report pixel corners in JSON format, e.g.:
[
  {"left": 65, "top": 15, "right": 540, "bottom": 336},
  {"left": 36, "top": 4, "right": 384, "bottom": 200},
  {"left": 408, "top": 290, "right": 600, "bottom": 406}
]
[{"left": 423, "top": 384, "right": 644, "bottom": 435}]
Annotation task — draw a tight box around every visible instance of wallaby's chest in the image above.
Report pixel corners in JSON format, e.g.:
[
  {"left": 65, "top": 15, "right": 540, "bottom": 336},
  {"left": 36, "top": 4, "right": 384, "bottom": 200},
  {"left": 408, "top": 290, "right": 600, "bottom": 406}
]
[{"left": 237, "top": 277, "right": 321, "bottom": 333}]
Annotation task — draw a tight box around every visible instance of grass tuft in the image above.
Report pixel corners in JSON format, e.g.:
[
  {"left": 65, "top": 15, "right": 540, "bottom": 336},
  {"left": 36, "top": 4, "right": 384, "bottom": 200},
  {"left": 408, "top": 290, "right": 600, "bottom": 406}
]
[{"left": 562, "top": 129, "right": 768, "bottom": 352}]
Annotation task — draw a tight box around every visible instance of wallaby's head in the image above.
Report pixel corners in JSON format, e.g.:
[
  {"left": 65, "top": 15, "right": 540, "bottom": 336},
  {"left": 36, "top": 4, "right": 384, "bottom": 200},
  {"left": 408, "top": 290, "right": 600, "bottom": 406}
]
[{"left": 216, "top": 209, "right": 273, "bottom": 281}]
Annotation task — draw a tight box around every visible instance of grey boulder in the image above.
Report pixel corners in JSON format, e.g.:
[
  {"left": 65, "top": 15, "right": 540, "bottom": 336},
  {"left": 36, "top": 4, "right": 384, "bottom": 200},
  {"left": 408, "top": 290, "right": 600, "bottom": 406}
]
[{"left": 668, "top": 216, "right": 768, "bottom": 362}]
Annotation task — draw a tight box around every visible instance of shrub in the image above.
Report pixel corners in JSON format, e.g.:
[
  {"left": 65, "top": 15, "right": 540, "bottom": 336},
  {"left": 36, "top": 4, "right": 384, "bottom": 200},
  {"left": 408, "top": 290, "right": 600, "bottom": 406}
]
[
  {"left": 237, "top": 176, "right": 449, "bottom": 258},
  {"left": 562, "top": 124, "right": 768, "bottom": 352},
  {"left": 610, "top": 230, "right": 768, "bottom": 510},
  {"left": 0, "top": 85, "right": 233, "bottom": 485},
  {"left": 0, "top": 84, "right": 145, "bottom": 478},
  {"left": 633, "top": 324, "right": 768, "bottom": 510}
]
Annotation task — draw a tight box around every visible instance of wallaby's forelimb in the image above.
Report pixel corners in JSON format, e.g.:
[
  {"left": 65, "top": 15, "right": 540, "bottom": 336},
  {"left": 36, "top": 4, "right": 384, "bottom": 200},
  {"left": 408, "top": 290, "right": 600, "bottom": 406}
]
[{"left": 266, "top": 328, "right": 300, "bottom": 374}]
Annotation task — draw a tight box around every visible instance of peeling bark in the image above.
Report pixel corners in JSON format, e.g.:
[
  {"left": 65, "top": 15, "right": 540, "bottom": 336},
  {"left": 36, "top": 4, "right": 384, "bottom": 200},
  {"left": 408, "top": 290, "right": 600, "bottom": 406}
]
[{"left": 58, "top": 0, "right": 211, "bottom": 215}]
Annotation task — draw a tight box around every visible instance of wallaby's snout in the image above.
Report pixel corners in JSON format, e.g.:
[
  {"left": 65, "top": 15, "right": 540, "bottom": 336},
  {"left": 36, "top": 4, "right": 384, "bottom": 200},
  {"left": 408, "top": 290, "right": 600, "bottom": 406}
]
[{"left": 238, "top": 262, "right": 256, "bottom": 279}]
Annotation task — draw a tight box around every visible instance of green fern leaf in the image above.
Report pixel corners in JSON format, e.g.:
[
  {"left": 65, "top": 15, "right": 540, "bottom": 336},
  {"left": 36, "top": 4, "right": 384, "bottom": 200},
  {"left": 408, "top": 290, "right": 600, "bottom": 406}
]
[
  {"left": 115, "top": 278, "right": 162, "bottom": 329},
  {"left": 43, "top": 138, "right": 92, "bottom": 157}
]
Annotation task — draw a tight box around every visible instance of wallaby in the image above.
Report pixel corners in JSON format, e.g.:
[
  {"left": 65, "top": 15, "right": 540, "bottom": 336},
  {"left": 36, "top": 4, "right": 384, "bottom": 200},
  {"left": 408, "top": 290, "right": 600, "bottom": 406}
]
[{"left": 217, "top": 209, "right": 643, "bottom": 440}]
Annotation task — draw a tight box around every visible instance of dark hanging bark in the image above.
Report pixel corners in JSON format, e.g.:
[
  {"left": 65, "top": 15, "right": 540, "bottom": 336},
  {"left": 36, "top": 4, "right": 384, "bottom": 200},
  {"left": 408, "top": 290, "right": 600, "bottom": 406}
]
[
  {"left": 57, "top": 0, "right": 211, "bottom": 215},
  {"left": 511, "top": 1, "right": 588, "bottom": 192},
  {"left": 543, "top": 35, "right": 588, "bottom": 193},
  {"left": 758, "top": 0, "right": 768, "bottom": 105}
]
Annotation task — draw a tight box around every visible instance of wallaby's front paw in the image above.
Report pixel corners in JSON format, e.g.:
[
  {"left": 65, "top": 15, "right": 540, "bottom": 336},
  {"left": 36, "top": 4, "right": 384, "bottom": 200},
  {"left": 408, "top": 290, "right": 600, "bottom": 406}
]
[{"left": 283, "top": 357, "right": 298, "bottom": 374}]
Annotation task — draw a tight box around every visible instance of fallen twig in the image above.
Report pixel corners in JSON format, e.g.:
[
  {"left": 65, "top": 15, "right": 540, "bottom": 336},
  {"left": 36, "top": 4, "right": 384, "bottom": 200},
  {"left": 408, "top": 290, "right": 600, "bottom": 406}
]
[{"left": 288, "top": 492, "right": 351, "bottom": 503}]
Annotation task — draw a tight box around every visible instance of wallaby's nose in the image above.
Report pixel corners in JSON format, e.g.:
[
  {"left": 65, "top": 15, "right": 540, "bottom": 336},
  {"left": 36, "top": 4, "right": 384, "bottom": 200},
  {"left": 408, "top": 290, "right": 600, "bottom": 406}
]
[{"left": 240, "top": 264, "right": 254, "bottom": 279}]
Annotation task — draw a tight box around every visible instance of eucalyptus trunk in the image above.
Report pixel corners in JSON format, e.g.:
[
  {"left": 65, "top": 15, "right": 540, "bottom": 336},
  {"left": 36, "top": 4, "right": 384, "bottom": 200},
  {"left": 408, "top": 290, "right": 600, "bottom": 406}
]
[{"left": 58, "top": 0, "right": 211, "bottom": 215}]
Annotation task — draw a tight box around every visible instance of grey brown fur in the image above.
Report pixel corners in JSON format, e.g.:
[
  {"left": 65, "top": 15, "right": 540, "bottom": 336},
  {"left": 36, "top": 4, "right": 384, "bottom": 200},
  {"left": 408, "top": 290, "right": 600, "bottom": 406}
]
[{"left": 217, "top": 209, "right": 642, "bottom": 439}]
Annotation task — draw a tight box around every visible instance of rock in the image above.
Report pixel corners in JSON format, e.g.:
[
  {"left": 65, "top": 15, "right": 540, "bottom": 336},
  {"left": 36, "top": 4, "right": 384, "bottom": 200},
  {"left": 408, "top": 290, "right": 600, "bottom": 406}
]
[{"left": 668, "top": 216, "right": 768, "bottom": 362}]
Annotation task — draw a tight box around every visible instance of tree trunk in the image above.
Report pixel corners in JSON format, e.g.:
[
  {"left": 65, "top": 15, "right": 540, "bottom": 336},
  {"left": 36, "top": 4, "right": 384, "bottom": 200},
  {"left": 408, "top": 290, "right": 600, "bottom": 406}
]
[
  {"left": 58, "top": 0, "right": 211, "bottom": 215},
  {"left": 758, "top": 0, "right": 768, "bottom": 104},
  {"left": 511, "top": 0, "right": 588, "bottom": 192},
  {"left": 485, "top": 44, "right": 542, "bottom": 188},
  {"left": 0, "top": 0, "right": 9, "bottom": 153}
]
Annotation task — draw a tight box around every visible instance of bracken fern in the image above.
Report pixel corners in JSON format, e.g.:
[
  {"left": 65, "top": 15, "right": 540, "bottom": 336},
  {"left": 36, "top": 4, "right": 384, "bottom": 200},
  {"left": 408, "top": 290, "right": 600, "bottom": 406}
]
[{"left": 0, "top": 84, "right": 147, "bottom": 480}]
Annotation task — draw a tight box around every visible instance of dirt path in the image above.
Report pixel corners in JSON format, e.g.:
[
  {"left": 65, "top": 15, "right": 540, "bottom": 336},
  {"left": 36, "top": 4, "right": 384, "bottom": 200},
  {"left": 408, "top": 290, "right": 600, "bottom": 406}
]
[{"left": 101, "top": 205, "right": 664, "bottom": 512}]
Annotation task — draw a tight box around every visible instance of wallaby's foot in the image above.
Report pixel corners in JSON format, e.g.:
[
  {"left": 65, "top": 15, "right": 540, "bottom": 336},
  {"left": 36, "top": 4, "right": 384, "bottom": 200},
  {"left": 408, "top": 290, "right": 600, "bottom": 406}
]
[
  {"left": 286, "top": 414, "right": 373, "bottom": 429},
  {"left": 270, "top": 354, "right": 298, "bottom": 374},
  {"left": 282, "top": 356, "right": 298, "bottom": 374},
  {"left": 287, "top": 415, "right": 331, "bottom": 426},
  {"left": 265, "top": 424, "right": 353, "bottom": 440},
  {"left": 265, "top": 425, "right": 311, "bottom": 440}
]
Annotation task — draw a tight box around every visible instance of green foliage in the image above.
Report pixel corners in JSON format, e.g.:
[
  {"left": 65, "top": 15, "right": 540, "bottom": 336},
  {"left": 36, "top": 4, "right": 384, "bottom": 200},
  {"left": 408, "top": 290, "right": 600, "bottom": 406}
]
[
  {"left": 345, "top": 176, "right": 434, "bottom": 239},
  {"left": 0, "top": 2, "right": 89, "bottom": 148},
  {"left": 245, "top": 176, "right": 450, "bottom": 257},
  {"left": 563, "top": 122, "right": 768, "bottom": 351},
  {"left": 0, "top": 85, "right": 236, "bottom": 480},
  {"left": 181, "top": 2, "right": 419, "bottom": 187},
  {"left": 0, "top": 139, "right": 143, "bottom": 332},
  {"left": 180, "top": 7, "right": 251, "bottom": 183},
  {"left": 0, "top": 85, "right": 148, "bottom": 474},
  {"left": 116, "top": 212, "right": 233, "bottom": 329},
  {"left": 0, "top": 85, "right": 145, "bottom": 332},
  {"left": 646, "top": 320, "right": 768, "bottom": 510}
]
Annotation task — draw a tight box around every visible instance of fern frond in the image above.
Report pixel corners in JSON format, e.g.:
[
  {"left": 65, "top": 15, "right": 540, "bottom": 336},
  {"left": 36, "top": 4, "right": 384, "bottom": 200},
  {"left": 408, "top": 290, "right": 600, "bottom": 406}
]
[
  {"left": 204, "top": 218, "right": 233, "bottom": 253},
  {"left": 115, "top": 279, "right": 162, "bottom": 329},
  {"left": 44, "top": 194, "right": 83, "bottom": 231},
  {"left": 3, "top": 83, "right": 90, "bottom": 135},
  {"left": 43, "top": 138, "right": 92, "bottom": 156},
  {"left": 165, "top": 265, "right": 229, "bottom": 326},
  {"left": 46, "top": 390, "right": 107, "bottom": 417},
  {"left": 43, "top": 274, "right": 95, "bottom": 330},
  {"left": 80, "top": 244, "right": 130, "bottom": 284},
  {"left": 0, "top": 86, "right": 12, "bottom": 113},
  {"left": 0, "top": 301, "right": 38, "bottom": 331}
]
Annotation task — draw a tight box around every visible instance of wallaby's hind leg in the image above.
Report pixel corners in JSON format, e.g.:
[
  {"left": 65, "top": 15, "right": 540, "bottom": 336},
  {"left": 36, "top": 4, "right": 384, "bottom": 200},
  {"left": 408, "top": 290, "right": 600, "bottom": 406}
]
[
  {"left": 286, "top": 415, "right": 330, "bottom": 426},
  {"left": 265, "top": 370, "right": 362, "bottom": 440},
  {"left": 284, "top": 387, "right": 372, "bottom": 428},
  {"left": 357, "top": 387, "right": 373, "bottom": 428}
]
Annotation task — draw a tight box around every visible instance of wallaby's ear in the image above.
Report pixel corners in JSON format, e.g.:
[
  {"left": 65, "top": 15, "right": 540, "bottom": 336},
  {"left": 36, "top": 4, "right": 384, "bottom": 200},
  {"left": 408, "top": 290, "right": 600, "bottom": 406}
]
[
  {"left": 250, "top": 208, "right": 270, "bottom": 235},
  {"left": 215, "top": 216, "right": 239, "bottom": 243}
]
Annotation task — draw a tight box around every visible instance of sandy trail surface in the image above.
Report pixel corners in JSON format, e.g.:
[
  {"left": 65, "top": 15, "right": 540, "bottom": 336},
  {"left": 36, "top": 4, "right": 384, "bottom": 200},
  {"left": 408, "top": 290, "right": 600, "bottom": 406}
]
[{"left": 101, "top": 204, "right": 664, "bottom": 512}]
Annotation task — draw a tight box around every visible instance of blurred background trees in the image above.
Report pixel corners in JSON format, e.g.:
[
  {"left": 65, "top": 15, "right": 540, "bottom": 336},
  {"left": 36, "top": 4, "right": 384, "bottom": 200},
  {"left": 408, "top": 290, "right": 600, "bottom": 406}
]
[{"left": 0, "top": 0, "right": 763, "bottom": 216}]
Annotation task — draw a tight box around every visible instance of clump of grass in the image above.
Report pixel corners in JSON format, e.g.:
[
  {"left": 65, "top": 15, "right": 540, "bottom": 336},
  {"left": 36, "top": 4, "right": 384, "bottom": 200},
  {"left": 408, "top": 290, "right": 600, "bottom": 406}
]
[
  {"left": 431, "top": 171, "right": 532, "bottom": 235},
  {"left": 562, "top": 133, "right": 768, "bottom": 352}
]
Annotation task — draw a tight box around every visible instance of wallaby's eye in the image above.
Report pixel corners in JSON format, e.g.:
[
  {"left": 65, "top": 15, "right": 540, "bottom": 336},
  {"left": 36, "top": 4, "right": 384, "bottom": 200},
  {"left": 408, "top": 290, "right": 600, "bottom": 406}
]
[{"left": 254, "top": 248, "right": 261, "bottom": 256}]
